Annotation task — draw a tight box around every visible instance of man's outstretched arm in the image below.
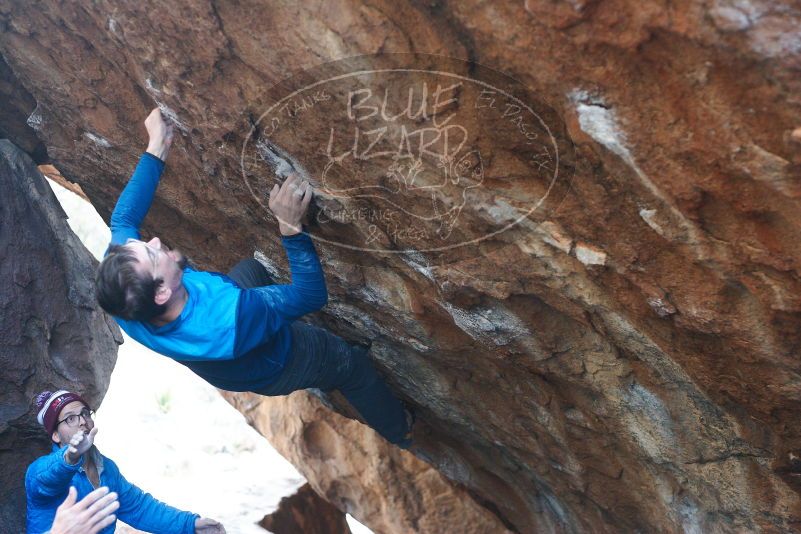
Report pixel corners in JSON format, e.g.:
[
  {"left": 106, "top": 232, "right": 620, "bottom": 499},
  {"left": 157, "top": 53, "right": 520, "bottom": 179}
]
[
  {"left": 110, "top": 458, "right": 224, "bottom": 533},
  {"left": 109, "top": 109, "right": 173, "bottom": 246}
]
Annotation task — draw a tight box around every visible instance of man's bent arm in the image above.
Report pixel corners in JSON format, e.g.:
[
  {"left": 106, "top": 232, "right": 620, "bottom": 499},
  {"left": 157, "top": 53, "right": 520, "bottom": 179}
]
[
  {"left": 108, "top": 153, "right": 165, "bottom": 246},
  {"left": 234, "top": 230, "right": 327, "bottom": 355},
  {"left": 280, "top": 230, "right": 328, "bottom": 313},
  {"left": 26, "top": 447, "right": 83, "bottom": 500}
]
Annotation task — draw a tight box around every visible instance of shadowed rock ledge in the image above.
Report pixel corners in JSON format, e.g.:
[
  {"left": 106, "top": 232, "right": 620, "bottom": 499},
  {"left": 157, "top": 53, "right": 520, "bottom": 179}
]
[{"left": 258, "top": 483, "right": 352, "bottom": 534}]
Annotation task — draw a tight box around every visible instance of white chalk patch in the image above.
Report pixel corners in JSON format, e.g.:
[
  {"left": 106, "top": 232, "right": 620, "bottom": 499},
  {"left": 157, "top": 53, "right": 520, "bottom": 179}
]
[
  {"left": 709, "top": 6, "right": 752, "bottom": 31},
  {"left": 156, "top": 102, "right": 189, "bottom": 133},
  {"left": 482, "top": 200, "right": 574, "bottom": 255},
  {"left": 486, "top": 198, "right": 522, "bottom": 224},
  {"left": 542, "top": 492, "right": 573, "bottom": 530},
  {"left": 575, "top": 104, "right": 630, "bottom": 161},
  {"left": 752, "top": 271, "right": 794, "bottom": 312},
  {"left": 83, "top": 132, "right": 112, "bottom": 148},
  {"left": 647, "top": 297, "right": 676, "bottom": 317},
  {"left": 26, "top": 106, "right": 43, "bottom": 130},
  {"left": 440, "top": 302, "right": 533, "bottom": 347},
  {"left": 400, "top": 336, "right": 430, "bottom": 352},
  {"left": 574, "top": 242, "right": 606, "bottom": 266},
  {"left": 565, "top": 0, "right": 587, "bottom": 11},
  {"left": 538, "top": 220, "right": 573, "bottom": 253},
  {"left": 255, "top": 138, "right": 296, "bottom": 179},
  {"left": 441, "top": 302, "right": 495, "bottom": 338},
  {"left": 570, "top": 89, "right": 702, "bottom": 249},
  {"left": 734, "top": 143, "right": 795, "bottom": 197},
  {"left": 639, "top": 207, "right": 665, "bottom": 236},
  {"left": 623, "top": 383, "right": 676, "bottom": 462},
  {"left": 145, "top": 77, "right": 162, "bottom": 95},
  {"left": 678, "top": 498, "right": 704, "bottom": 534},
  {"left": 711, "top": 0, "right": 765, "bottom": 24},
  {"left": 564, "top": 408, "right": 589, "bottom": 426},
  {"left": 400, "top": 251, "right": 435, "bottom": 281},
  {"left": 748, "top": 15, "right": 801, "bottom": 58}
]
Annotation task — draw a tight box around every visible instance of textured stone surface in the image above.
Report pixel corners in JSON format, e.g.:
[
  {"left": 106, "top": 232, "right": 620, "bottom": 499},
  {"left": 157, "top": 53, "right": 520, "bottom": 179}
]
[
  {"left": 0, "top": 54, "right": 45, "bottom": 161},
  {"left": 0, "top": 140, "right": 120, "bottom": 531},
  {"left": 1, "top": 1, "right": 801, "bottom": 532},
  {"left": 223, "top": 390, "right": 513, "bottom": 534},
  {"left": 258, "top": 483, "right": 352, "bottom": 534}
]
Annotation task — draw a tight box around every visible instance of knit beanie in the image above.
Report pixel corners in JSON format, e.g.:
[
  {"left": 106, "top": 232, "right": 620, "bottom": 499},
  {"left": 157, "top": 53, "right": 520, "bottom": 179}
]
[{"left": 35, "top": 390, "right": 89, "bottom": 435}]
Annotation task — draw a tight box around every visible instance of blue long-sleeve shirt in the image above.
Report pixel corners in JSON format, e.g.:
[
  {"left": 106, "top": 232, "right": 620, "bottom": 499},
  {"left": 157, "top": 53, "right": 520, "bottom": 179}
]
[
  {"left": 26, "top": 445, "right": 197, "bottom": 534},
  {"left": 108, "top": 153, "right": 328, "bottom": 391}
]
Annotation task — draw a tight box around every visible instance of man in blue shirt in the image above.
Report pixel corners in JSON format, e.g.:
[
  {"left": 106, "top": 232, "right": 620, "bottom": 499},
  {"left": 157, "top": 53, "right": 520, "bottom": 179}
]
[
  {"left": 95, "top": 109, "right": 412, "bottom": 447},
  {"left": 26, "top": 389, "right": 223, "bottom": 534}
]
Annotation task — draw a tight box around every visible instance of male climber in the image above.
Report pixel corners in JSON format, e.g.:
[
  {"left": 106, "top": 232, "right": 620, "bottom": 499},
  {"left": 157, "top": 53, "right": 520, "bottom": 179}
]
[{"left": 95, "top": 109, "right": 412, "bottom": 447}]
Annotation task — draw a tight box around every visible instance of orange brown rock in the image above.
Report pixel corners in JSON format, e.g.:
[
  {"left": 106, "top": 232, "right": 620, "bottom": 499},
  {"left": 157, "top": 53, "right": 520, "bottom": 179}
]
[
  {"left": 1, "top": 1, "right": 800, "bottom": 531},
  {"left": 258, "top": 483, "right": 352, "bottom": 534},
  {"left": 222, "top": 390, "right": 513, "bottom": 534}
]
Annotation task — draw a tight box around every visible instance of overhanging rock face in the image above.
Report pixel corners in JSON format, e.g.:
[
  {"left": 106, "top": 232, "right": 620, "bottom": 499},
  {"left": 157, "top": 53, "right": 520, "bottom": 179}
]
[
  {"left": 222, "top": 390, "right": 514, "bottom": 534},
  {"left": 0, "top": 140, "right": 120, "bottom": 530},
  {"left": 1, "top": 1, "right": 800, "bottom": 532}
]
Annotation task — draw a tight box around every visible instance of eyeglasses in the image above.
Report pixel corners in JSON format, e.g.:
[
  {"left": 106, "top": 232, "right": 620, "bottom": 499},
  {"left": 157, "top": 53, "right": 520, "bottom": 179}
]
[{"left": 57, "top": 408, "right": 95, "bottom": 427}]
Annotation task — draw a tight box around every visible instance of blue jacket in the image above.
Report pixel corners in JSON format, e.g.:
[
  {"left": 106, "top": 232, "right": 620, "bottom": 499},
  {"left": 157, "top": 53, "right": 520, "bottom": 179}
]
[
  {"left": 108, "top": 153, "right": 328, "bottom": 391},
  {"left": 26, "top": 445, "right": 197, "bottom": 534}
]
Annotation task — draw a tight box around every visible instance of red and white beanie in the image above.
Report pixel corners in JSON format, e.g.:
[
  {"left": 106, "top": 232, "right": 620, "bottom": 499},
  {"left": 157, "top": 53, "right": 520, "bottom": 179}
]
[{"left": 35, "top": 390, "right": 89, "bottom": 435}]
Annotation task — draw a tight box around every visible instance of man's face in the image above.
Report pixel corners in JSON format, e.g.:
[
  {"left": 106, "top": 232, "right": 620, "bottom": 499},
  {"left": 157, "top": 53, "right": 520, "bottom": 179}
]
[
  {"left": 124, "top": 237, "right": 186, "bottom": 298},
  {"left": 51, "top": 401, "right": 95, "bottom": 445}
]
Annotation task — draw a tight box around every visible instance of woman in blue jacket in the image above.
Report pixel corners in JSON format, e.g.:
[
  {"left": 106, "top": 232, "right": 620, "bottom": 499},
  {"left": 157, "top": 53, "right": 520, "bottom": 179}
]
[{"left": 26, "top": 390, "right": 224, "bottom": 534}]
